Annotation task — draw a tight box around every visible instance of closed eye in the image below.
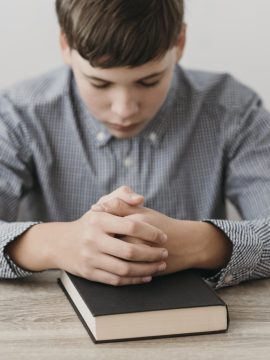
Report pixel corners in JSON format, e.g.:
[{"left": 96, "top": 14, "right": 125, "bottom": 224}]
[
  {"left": 91, "top": 80, "right": 161, "bottom": 89},
  {"left": 138, "top": 80, "right": 160, "bottom": 88}
]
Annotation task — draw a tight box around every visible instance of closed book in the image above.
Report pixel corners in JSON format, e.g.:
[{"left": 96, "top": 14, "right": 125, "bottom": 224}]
[{"left": 58, "top": 270, "right": 229, "bottom": 343}]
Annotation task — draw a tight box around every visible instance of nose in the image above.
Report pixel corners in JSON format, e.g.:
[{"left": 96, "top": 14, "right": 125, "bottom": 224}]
[{"left": 111, "top": 90, "right": 139, "bottom": 121}]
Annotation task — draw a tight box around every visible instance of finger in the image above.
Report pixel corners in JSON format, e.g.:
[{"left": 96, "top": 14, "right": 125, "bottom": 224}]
[
  {"left": 91, "top": 212, "right": 167, "bottom": 245},
  {"left": 94, "top": 253, "right": 167, "bottom": 278},
  {"left": 92, "top": 197, "right": 140, "bottom": 217},
  {"left": 119, "top": 235, "right": 154, "bottom": 247},
  {"left": 90, "top": 268, "right": 153, "bottom": 286},
  {"left": 96, "top": 185, "right": 144, "bottom": 206},
  {"left": 98, "top": 232, "right": 169, "bottom": 262}
]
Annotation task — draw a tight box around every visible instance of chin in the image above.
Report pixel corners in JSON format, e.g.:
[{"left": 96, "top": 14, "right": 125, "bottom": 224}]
[
  {"left": 110, "top": 131, "right": 139, "bottom": 139},
  {"left": 110, "top": 127, "right": 143, "bottom": 139},
  {"left": 108, "top": 122, "right": 147, "bottom": 139}
]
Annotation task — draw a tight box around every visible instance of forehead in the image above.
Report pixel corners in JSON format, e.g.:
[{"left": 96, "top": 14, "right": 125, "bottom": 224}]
[{"left": 73, "top": 49, "right": 174, "bottom": 82}]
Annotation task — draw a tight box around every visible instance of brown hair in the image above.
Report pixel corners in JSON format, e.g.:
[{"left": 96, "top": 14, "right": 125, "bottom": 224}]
[{"left": 55, "top": 0, "right": 184, "bottom": 68}]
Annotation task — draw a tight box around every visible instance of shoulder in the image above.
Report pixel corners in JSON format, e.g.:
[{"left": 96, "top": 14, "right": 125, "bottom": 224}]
[
  {"left": 0, "top": 66, "right": 72, "bottom": 113},
  {"left": 178, "top": 66, "right": 259, "bottom": 112},
  {"left": 0, "top": 66, "right": 73, "bottom": 141},
  {"left": 171, "top": 66, "right": 270, "bottom": 150}
]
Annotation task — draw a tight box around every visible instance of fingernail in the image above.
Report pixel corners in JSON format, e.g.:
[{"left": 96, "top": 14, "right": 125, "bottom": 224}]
[
  {"left": 142, "top": 276, "right": 152, "bottom": 282},
  {"left": 161, "top": 249, "right": 168, "bottom": 259},
  {"left": 91, "top": 204, "right": 104, "bottom": 211},
  {"left": 160, "top": 234, "right": 168, "bottom": 243},
  {"left": 129, "top": 194, "right": 143, "bottom": 200},
  {"left": 158, "top": 262, "right": 166, "bottom": 271}
]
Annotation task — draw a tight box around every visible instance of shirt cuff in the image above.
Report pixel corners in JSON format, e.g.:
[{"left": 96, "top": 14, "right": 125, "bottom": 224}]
[
  {"left": 200, "top": 219, "right": 264, "bottom": 289},
  {"left": 0, "top": 221, "right": 42, "bottom": 279}
]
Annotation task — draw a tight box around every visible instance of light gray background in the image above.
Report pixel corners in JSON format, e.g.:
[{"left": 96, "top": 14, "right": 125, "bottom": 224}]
[
  {"left": 0, "top": 0, "right": 269, "bottom": 109},
  {"left": 1, "top": 0, "right": 269, "bottom": 220}
]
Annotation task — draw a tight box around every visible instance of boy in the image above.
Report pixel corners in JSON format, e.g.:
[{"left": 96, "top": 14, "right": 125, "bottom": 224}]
[{"left": 1, "top": 0, "right": 270, "bottom": 289}]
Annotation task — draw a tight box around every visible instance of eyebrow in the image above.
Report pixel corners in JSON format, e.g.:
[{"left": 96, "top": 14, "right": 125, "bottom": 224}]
[{"left": 83, "top": 69, "right": 167, "bottom": 83}]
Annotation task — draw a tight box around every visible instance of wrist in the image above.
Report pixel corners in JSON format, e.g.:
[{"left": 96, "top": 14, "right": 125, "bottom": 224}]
[
  {"left": 5, "top": 221, "right": 73, "bottom": 272},
  {"left": 166, "top": 219, "right": 209, "bottom": 271},
  {"left": 169, "top": 220, "right": 232, "bottom": 272},
  {"left": 6, "top": 223, "right": 48, "bottom": 272},
  {"left": 198, "top": 222, "right": 233, "bottom": 270}
]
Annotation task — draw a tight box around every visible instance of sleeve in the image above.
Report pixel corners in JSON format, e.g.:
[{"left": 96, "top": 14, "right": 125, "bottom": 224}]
[
  {"left": 0, "top": 96, "right": 41, "bottom": 279},
  {"left": 202, "top": 92, "right": 270, "bottom": 289}
]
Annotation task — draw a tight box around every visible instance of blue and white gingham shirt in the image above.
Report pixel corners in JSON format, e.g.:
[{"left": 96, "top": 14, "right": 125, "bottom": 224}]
[{"left": 0, "top": 64, "right": 270, "bottom": 289}]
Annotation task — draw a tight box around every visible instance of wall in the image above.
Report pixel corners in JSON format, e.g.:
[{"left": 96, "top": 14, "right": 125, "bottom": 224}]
[
  {"left": 0, "top": 0, "right": 269, "bottom": 110},
  {"left": 0, "top": 0, "right": 61, "bottom": 88},
  {"left": 182, "top": 0, "right": 270, "bottom": 109}
]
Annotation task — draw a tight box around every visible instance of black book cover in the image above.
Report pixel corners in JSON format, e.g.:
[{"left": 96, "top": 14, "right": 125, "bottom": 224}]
[{"left": 58, "top": 270, "right": 229, "bottom": 343}]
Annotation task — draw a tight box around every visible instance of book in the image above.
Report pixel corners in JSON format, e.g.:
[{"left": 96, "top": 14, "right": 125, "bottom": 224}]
[{"left": 58, "top": 270, "right": 229, "bottom": 343}]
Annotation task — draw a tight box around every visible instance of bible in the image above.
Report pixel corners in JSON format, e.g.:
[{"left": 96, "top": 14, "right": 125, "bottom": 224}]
[{"left": 58, "top": 269, "right": 229, "bottom": 343}]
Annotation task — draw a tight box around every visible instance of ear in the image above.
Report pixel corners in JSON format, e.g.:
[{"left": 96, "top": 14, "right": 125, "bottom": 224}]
[
  {"left": 175, "top": 23, "right": 187, "bottom": 63},
  {"left": 59, "top": 31, "right": 72, "bottom": 65}
]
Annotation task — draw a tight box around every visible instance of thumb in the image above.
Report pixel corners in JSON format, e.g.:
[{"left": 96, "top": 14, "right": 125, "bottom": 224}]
[
  {"left": 91, "top": 198, "right": 140, "bottom": 217},
  {"left": 97, "top": 186, "right": 144, "bottom": 207}
]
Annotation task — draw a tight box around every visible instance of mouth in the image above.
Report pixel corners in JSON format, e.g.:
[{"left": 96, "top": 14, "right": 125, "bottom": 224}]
[{"left": 107, "top": 123, "right": 141, "bottom": 132}]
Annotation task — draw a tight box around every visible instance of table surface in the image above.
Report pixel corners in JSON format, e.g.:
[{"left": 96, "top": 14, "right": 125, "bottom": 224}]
[{"left": 1, "top": 270, "right": 270, "bottom": 360}]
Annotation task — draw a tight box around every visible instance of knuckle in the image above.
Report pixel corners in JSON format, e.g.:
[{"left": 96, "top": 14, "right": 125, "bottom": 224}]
[
  {"left": 125, "top": 213, "right": 140, "bottom": 222},
  {"left": 124, "top": 245, "right": 136, "bottom": 260},
  {"left": 89, "top": 212, "right": 100, "bottom": 226},
  {"left": 118, "top": 263, "right": 131, "bottom": 276},
  {"left": 79, "top": 245, "right": 89, "bottom": 261},
  {"left": 80, "top": 226, "right": 99, "bottom": 249},
  {"left": 148, "top": 228, "right": 160, "bottom": 242},
  {"left": 131, "top": 278, "right": 143, "bottom": 285},
  {"left": 98, "top": 194, "right": 108, "bottom": 204},
  {"left": 80, "top": 232, "right": 93, "bottom": 250},
  {"left": 81, "top": 265, "right": 93, "bottom": 280},
  {"left": 134, "top": 214, "right": 146, "bottom": 222},
  {"left": 110, "top": 275, "right": 123, "bottom": 286},
  {"left": 102, "top": 197, "right": 122, "bottom": 211},
  {"left": 80, "top": 229, "right": 89, "bottom": 244},
  {"left": 120, "top": 185, "right": 131, "bottom": 193},
  {"left": 112, "top": 197, "right": 121, "bottom": 208},
  {"left": 126, "top": 219, "right": 137, "bottom": 234}
]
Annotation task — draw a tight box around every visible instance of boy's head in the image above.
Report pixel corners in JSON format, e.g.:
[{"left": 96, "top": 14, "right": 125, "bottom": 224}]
[{"left": 56, "top": 0, "right": 186, "bottom": 138}]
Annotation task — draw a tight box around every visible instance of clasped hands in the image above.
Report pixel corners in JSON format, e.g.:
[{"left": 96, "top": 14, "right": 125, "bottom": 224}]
[
  {"left": 68, "top": 186, "right": 230, "bottom": 286},
  {"left": 89, "top": 186, "right": 206, "bottom": 282},
  {"left": 6, "top": 186, "right": 230, "bottom": 285}
]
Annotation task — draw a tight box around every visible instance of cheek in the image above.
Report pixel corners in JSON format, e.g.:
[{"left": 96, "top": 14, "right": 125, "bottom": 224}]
[
  {"left": 79, "top": 84, "right": 109, "bottom": 115},
  {"left": 143, "top": 85, "right": 171, "bottom": 113}
]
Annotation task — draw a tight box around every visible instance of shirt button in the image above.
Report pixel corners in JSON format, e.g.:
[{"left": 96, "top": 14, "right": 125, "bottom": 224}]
[
  {"left": 124, "top": 157, "right": 133, "bottom": 168},
  {"left": 224, "top": 274, "right": 233, "bottom": 283},
  {"left": 149, "top": 132, "right": 157, "bottom": 143},
  {"left": 96, "top": 132, "right": 106, "bottom": 142}
]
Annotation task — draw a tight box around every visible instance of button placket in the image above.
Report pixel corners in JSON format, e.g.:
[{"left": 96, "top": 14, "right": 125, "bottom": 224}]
[
  {"left": 96, "top": 132, "right": 106, "bottom": 142},
  {"left": 123, "top": 157, "right": 133, "bottom": 168}
]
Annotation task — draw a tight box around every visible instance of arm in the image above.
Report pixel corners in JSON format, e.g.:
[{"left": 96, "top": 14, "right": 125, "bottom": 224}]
[
  {"left": 4, "top": 186, "right": 145, "bottom": 273},
  {"left": 201, "top": 218, "right": 270, "bottom": 288},
  {"left": 200, "top": 93, "right": 270, "bottom": 288},
  {"left": 0, "top": 97, "right": 41, "bottom": 278},
  {"left": 162, "top": 220, "right": 233, "bottom": 272},
  {"left": 91, "top": 201, "right": 233, "bottom": 278},
  {"left": 0, "top": 96, "right": 167, "bottom": 284},
  {"left": 4, "top": 187, "right": 170, "bottom": 286},
  {"left": 92, "top": 195, "right": 270, "bottom": 289},
  {"left": 93, "top": 91, "right": 270, "bottom": 289}
]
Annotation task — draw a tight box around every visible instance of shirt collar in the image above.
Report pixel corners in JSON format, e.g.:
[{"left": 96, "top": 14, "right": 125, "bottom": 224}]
[{"left": 70, "top": 65, "right": 179, "bottom": 148}]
